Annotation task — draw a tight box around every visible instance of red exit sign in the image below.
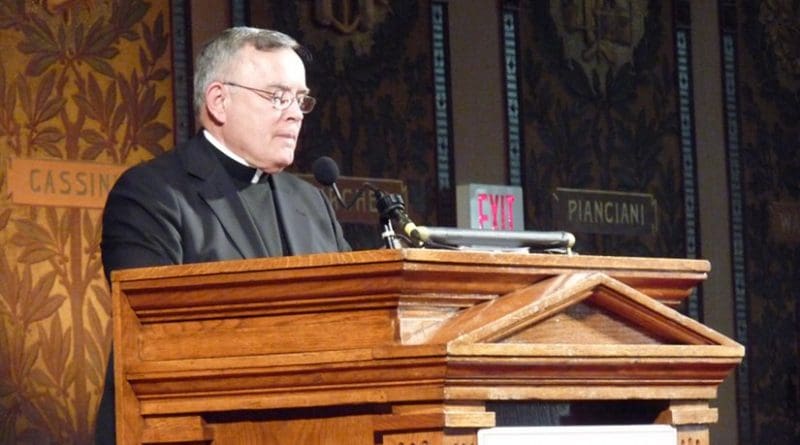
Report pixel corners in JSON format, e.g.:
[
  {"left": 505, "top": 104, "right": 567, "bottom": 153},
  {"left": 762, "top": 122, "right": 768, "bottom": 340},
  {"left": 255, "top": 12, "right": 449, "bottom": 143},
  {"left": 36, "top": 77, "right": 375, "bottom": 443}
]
[{"left": 457, "top": 184, "right": 524, "bottom": 231}]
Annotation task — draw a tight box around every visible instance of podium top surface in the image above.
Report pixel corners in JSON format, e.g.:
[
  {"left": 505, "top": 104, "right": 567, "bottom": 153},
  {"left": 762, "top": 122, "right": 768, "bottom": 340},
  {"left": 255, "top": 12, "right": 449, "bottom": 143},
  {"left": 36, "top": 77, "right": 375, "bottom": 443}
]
[{"left": 112, "top": 248, "right": 710, "bottom": 282}]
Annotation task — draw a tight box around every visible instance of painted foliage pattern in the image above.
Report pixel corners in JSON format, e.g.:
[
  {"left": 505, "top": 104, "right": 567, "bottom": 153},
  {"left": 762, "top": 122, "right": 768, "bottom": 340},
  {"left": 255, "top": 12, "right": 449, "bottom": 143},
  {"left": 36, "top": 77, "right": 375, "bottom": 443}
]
[
  {"left": 0, "top": 1, "right": 172, "bottom": 443},
  {"left": 738, "top": 0, "right": 800, "bottom": 443},
  {"left": 519, "top": 0, "right": 684, "bottom": 258}
]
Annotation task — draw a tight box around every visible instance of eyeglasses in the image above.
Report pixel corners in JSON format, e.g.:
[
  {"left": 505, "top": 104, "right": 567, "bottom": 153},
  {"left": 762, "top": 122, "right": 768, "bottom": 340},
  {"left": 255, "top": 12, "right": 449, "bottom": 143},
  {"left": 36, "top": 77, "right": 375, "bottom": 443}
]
[{"left": 222, "top": 81, "right": 316, "bottom": 113}]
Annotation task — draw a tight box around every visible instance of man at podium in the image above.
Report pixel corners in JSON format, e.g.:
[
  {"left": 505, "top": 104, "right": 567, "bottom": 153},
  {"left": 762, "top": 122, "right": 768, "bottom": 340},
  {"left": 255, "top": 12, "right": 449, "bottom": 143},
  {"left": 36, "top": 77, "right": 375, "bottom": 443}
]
[{"left": 95, "top": 26, "right": 350, "bottom": 444}]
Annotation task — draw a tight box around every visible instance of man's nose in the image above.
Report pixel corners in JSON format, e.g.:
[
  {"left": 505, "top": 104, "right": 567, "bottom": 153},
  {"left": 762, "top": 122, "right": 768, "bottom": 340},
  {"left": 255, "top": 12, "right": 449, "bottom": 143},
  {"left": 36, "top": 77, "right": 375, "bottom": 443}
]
[{"left": 284, "top": 99, "right": 304, "bottom": 120}]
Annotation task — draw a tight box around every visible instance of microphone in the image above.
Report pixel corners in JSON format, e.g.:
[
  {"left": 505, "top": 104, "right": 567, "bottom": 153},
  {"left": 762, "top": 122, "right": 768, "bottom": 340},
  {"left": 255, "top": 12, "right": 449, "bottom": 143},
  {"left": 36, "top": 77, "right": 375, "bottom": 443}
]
[
  {"left": 373, "top": 191, "right": 423, "bottom": 245},
  {"left": 312, "top": 156, "right": 346, "bottom": 208},
  {"left": 312, "top": 156, "right": 424, "bottom": 246}
]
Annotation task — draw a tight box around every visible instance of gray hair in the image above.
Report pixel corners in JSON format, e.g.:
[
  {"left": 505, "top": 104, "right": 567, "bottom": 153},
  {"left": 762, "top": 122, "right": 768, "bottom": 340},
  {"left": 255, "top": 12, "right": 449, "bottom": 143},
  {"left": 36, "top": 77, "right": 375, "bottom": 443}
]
[{"left": 193, "top": 27, "right": 306, "bottom": 114}]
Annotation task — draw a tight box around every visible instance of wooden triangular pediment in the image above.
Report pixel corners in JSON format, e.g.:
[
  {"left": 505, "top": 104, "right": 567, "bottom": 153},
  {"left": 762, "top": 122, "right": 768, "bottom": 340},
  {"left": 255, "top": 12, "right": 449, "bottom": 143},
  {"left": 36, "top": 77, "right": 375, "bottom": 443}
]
[{"left": 427, "top": 272, "right": 739, "bottom": 348}]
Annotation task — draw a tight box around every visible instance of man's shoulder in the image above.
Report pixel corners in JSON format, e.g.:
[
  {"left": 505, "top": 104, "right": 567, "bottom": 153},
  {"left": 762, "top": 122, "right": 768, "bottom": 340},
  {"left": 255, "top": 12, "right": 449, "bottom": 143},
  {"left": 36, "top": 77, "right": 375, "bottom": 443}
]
[{"left": 118, "top": 135, "right": 204, "bottom": 180}]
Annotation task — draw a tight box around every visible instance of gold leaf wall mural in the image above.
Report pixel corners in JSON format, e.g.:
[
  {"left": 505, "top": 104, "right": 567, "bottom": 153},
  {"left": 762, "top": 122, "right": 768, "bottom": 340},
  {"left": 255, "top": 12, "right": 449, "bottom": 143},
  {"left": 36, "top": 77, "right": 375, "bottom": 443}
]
[{"left": 0, "top": 1, "right": 173, "bottom": 443}]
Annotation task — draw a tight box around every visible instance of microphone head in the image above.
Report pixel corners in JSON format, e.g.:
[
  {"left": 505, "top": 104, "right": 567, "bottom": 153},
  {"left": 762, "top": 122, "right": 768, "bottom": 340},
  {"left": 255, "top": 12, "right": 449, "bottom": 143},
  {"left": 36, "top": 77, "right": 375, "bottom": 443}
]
[{"left": 312, "top": 156, "right": 340, "bottom": 186}]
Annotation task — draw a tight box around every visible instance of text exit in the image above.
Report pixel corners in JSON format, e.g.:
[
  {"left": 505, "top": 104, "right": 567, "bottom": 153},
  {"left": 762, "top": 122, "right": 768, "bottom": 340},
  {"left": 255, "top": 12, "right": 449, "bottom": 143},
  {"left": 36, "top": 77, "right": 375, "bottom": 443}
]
[{"left": 477, "top": 193, "right": 516, "bottom": 230}]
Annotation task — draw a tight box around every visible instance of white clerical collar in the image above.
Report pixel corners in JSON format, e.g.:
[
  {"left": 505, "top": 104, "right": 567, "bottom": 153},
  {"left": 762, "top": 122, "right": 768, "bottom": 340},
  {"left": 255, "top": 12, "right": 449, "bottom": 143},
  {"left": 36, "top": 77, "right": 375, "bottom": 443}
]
[{"left": 203, "top": 129, "right": 264, "bottom": 184}]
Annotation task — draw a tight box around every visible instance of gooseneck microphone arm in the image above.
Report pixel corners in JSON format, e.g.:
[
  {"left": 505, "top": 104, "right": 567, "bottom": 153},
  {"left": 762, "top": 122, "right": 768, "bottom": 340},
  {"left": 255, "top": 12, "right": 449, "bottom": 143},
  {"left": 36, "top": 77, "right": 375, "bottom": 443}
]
[{"left": 312, "top": 156, "right": 423, "bottom": 248}]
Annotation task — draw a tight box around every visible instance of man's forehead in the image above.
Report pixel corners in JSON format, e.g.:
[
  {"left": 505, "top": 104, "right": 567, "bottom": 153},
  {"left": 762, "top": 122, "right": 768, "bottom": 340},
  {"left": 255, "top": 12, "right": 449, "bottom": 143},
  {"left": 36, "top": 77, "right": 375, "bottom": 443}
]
[{"left": 232, "top": 49, "right": 309, "bottom": 91}]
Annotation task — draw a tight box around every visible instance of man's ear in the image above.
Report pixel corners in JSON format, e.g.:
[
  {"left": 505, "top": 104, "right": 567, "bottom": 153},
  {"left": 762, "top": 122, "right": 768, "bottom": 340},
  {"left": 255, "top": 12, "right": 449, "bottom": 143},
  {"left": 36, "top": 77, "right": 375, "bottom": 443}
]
[{"left": 204, "top": 82, "right": 227, "bottom": 124}]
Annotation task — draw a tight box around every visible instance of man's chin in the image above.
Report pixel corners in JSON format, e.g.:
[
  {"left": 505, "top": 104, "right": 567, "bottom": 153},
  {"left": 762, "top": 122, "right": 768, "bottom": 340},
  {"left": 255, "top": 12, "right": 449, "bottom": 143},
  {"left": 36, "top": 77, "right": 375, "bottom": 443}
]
[
  {"left": 265, "top": 151, "right": 295, "bottom": 173},
  {"left": 280, "top": 150, "right": 296, "bottom": 168}
]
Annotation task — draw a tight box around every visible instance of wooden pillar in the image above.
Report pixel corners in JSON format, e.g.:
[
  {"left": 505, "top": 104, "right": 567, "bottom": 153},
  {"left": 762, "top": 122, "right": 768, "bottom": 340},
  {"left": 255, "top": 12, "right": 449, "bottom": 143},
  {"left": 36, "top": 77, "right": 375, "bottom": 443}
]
[{"left": 656, "top": 400, "right": 718, "bottom": 445}]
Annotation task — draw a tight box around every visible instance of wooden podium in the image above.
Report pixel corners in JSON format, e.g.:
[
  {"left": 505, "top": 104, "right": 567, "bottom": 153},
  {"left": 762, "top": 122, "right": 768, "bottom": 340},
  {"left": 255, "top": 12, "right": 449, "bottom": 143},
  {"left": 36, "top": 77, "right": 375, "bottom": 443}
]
[{"left": 111, "top": 249, "right": 743, "bottom": 445}]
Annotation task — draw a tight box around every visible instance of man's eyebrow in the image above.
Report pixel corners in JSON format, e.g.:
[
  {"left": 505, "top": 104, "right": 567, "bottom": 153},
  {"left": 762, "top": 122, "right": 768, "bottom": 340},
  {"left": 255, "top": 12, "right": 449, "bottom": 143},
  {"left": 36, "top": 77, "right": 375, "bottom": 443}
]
[{"left": 267, "top": 84, "right": 311, "bottom": 94}]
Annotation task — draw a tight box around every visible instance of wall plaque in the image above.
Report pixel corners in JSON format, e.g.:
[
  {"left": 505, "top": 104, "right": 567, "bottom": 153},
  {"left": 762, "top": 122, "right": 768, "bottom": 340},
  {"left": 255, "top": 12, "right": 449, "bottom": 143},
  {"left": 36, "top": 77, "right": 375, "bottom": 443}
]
[
  {"left": 554, "top": 187, "right": 657, "bottom": 235},
  {"left": 769, "top": 201, "right": 800, "bottom": 243},
  {"left": 7, "top": 157, "right": 127, "bottom": 209}
]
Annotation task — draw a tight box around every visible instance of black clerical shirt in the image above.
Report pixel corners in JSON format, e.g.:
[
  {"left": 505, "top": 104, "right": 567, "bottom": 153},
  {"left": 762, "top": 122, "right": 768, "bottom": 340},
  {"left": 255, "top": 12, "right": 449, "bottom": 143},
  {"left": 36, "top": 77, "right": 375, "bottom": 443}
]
[{"left": 209, "top": 146, "right": 289, "bottom": 256}]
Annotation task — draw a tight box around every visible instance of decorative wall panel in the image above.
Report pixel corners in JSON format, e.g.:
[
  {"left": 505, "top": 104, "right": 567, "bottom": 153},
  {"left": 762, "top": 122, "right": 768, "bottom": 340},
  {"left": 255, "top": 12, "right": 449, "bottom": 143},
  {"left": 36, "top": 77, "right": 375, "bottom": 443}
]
[
  {"left": 516, "top": 0, "right": 687, "bottom": 259},
  {"left": 0, "top": 1, "right": 173, "bottom": 443},
  {"left": 727, "top": 0, "right": 800, "bottom": 443}
]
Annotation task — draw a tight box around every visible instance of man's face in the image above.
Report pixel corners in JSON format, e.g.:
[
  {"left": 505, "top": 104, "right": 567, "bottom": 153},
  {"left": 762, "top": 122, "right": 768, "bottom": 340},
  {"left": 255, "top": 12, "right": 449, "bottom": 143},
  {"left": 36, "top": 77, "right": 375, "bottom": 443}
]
[{"left": 217, "top": 45, "right": 309, "bottom": 173}]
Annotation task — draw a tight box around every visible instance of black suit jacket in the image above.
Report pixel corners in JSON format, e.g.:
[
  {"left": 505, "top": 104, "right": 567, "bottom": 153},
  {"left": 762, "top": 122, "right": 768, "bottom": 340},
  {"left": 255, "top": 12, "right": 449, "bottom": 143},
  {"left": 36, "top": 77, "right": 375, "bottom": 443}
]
[
  {"left": 95, "top": 133, "right": 350, "bottom": 444},
  {"left": 101, "top": 132, "right": 350, "bottom": 278}
]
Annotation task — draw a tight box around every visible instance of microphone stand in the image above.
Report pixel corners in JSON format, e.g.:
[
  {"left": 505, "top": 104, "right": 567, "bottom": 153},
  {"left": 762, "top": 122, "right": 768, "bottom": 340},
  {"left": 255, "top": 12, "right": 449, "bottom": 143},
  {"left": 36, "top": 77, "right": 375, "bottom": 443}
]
[
  {"left": 380, "top": 218, "right": 403, "bottom": 249},
  {"left": 310, "top": 157, "right": 421, "bottom": 249},
  {"left": 326, "top": 180, "right": 415, "bottom": 249},
  {"left": 374, "top": 190, "right": 422, "bottom": 248}
]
